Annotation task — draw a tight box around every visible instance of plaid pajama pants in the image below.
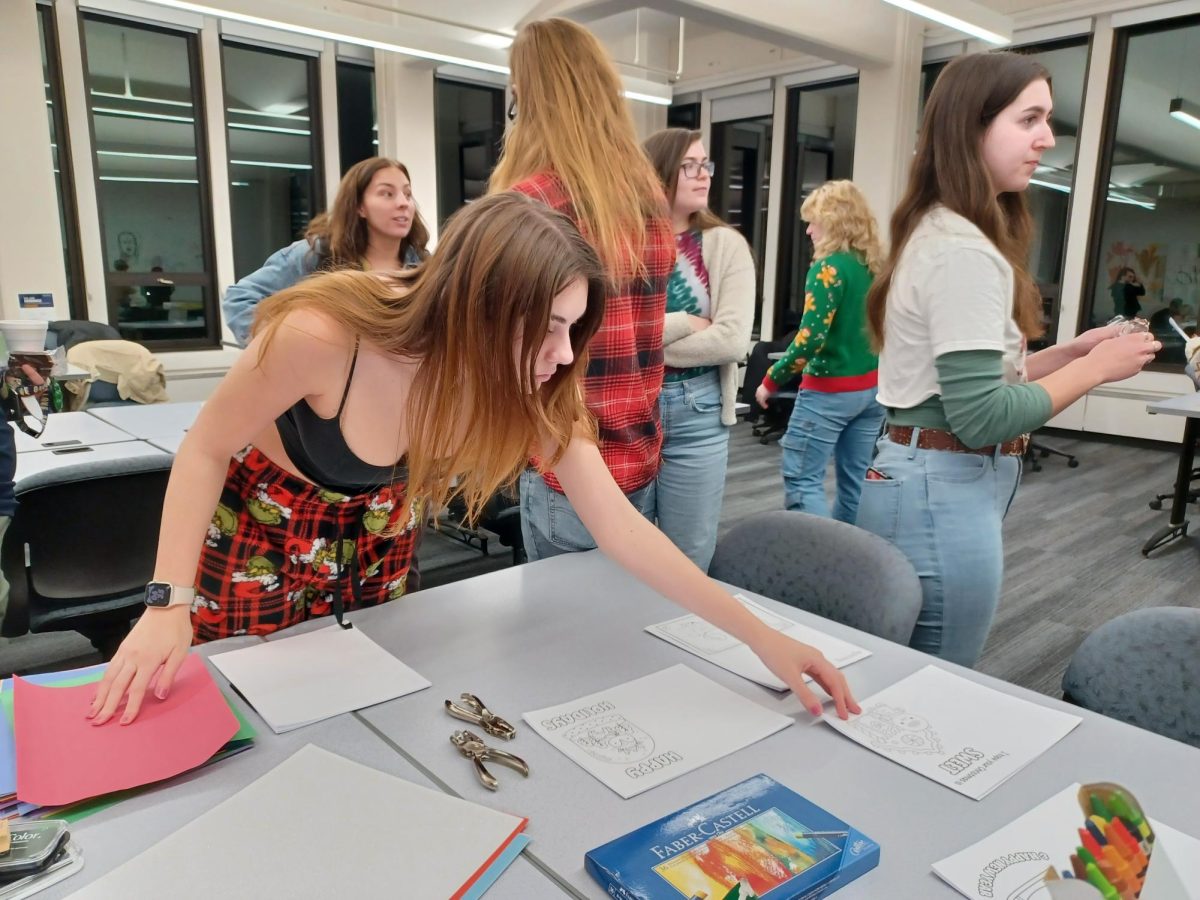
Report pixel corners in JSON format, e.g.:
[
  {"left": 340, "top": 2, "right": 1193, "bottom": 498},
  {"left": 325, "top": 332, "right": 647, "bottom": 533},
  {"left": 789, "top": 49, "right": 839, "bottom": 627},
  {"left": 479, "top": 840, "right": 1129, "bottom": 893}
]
[{"left": 192, "top": 446, "right": 422, "bottom": 643}]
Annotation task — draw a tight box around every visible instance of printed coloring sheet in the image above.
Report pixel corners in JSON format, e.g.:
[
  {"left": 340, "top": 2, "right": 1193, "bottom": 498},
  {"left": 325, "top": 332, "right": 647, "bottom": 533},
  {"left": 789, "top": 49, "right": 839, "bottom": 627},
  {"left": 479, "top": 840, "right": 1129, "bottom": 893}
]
[
  {"left": 523, "top": 664, "right": 793, "bottom": 799},
  {"left": 645, "top": 593, "right": 871, "bottom": 691},
  {"left": 933, "top": 783, "right": 1200, "bottom": 900},
  {"left": 823, "top": 665, "right": 1081, "bottom": 800}
]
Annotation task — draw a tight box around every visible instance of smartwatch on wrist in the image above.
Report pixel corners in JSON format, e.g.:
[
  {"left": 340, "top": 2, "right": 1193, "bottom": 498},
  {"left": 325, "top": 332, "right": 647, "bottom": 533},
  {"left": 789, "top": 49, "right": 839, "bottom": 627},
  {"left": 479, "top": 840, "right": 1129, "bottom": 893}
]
[{"left": 144, "top": 581, "right": 195, "bottom": 609}]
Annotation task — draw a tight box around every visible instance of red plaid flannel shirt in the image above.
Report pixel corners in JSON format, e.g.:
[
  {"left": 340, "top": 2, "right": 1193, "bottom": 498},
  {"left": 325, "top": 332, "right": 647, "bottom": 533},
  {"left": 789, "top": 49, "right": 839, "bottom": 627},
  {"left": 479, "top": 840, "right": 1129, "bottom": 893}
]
[{"left": 513, "top": 172, "right": 674, "bottom": 494}]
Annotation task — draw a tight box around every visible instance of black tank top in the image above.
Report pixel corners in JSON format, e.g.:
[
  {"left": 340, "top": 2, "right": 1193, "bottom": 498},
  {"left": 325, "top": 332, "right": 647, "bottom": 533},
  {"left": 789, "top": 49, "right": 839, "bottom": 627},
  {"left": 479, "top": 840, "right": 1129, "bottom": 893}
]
[{"left": 274, "top": 338, "right": 405, "bottom": 494}]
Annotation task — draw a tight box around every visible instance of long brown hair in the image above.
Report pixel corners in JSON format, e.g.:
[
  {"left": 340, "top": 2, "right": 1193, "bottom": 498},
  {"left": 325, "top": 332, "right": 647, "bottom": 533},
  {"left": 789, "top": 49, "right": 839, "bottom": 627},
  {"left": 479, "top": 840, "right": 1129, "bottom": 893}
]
[
  {"left": 642, "top": 128, "right": 726, "bottom": 232},
  {"left": 800, "top": 180, "right": 884, "bottom": 275},
  {"left": 488, "top": 18, "right": 666, "bottom": 273},
  {"left": 305, "top": 157, "right": 431, "bottom": 270},
  {"left": 866, "top": 52, "right": 1049, "bottom": 348},
  {"left": 254, "top": 193, "right": 605, "bottom": 527}
]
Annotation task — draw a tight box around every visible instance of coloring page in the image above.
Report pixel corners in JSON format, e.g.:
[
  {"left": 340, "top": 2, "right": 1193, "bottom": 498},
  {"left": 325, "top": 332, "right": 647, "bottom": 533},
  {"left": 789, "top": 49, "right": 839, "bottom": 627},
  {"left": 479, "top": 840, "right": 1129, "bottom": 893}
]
[
  {"left": 524, "top": 665, "right": 792, "bottom": 798},
  {"left": 646, "top": 594, "right": 871, "bottom": 691},
  {"left": 824, "top": 666, "right": 1080, "bottom": 800}
]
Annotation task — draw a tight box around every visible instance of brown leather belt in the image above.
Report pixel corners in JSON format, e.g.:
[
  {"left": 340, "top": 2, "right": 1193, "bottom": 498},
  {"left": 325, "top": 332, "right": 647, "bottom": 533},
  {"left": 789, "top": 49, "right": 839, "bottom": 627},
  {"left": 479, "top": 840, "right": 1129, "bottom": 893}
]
[{"left": 887, "top": 425, "right": 1029, "bottom": 458}]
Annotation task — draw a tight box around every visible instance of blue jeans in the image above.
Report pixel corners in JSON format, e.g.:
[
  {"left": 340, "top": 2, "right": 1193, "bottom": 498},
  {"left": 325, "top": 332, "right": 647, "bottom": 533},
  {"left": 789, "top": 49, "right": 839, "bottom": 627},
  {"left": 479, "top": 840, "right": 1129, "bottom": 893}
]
[
  {"left": 854, "top": 431, "right": 1021, "bottom": 668},
  {"left": 657, "top": 370, "right": 730, "bottom": 572},
  {"left": 519, "top": 469, "right": 657, "bottom": 561},
  {"left": 779, "top": 387, "right": 884, "bottom": 523}
]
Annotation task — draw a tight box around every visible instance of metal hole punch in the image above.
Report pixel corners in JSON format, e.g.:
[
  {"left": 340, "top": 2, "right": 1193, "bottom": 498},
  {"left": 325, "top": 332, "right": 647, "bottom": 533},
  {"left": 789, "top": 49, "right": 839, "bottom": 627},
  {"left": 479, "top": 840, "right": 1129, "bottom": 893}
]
[
  {"left": 444, "top": 692, "right": 517, "bottom": 740},
  {"left": 450, "top": 730, "right": 530, "bottom": 791}
]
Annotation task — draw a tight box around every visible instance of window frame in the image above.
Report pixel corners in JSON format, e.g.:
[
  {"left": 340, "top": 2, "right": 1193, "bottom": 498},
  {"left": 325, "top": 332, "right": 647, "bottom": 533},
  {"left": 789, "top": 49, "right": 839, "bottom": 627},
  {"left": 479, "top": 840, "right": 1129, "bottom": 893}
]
[
  {"left": 1080, "top": 14, "right": 1200, "bottom": 368},
  {"left": 79, "top": 10, "right": 221, "bottom": 351}
]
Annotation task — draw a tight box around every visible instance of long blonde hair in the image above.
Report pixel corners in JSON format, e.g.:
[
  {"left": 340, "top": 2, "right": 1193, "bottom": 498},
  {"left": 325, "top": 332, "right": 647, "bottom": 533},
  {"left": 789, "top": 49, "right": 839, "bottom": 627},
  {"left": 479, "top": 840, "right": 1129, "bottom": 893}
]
[
  {"left": 253, "top": 193, "right": 606, "bottom": 527},
  {"left": 488, "top": 18, "right": 666, "bottom": 274},
  {"left": 801, "top": 180, "right": 884, "bottom": 274}
]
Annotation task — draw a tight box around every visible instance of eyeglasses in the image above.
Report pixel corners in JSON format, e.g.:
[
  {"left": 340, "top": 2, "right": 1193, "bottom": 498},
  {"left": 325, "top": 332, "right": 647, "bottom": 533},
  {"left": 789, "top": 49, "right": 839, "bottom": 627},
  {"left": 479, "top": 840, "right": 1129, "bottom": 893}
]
[{"left": 680, "top": 160, "right": 715, "bottom": 179}]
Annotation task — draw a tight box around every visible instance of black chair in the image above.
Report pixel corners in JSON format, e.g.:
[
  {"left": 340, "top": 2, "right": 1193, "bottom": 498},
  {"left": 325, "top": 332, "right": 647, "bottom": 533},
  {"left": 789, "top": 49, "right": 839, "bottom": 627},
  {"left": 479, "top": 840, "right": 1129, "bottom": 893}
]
[
  {"left": 439, "top": 490, "right": 526, "bottom": 565},
  {"left": 1024, "top": 434, "right": 1079, "bottom": 472},
  {"left": 0, "top": 453, "right": 175, "bottom": 658},
  {"left": 741, "top": 332, "right": 798, "bottom": 444}
]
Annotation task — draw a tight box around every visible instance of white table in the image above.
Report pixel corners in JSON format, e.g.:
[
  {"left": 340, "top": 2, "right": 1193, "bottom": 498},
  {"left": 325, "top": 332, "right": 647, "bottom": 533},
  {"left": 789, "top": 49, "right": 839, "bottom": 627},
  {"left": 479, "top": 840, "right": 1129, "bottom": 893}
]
[
  {"left": 14, "top": 441, "right": 169, "bottom": 484},
  {"left": 317, "top": 551, "right": 1199, "bottom": 900},
  {"left": 146, "top": 433, "right": 184, "bottom": 454},
  {"left": 86, "top": 401, "right": 203, "bottom": 440},
  {"left": 10, "top": 412, "right": 136, "bottom": 454},
  {"left": 36, "top": 638, "right": 564, "bottom": 899}
]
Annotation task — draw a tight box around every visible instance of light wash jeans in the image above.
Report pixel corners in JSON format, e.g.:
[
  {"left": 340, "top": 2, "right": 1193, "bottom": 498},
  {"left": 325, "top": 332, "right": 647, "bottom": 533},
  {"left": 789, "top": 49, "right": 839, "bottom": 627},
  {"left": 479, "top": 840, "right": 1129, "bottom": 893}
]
[
  {"left": 854, "top": 431, "right": 1021, "bottom": 668},
  {"left": 657, "top": 370, "right": 730, "bottom": 572},
  {"left": 779, "top": 386, "right": 884, "bottom": 524},
  {"left": 519, "top": 469, "right": 656, "bottom": 561}
]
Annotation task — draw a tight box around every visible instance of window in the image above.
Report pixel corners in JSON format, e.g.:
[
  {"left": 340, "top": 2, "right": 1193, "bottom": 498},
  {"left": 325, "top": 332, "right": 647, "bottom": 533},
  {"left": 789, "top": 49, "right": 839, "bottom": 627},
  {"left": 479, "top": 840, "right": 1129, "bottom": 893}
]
[
  {"left": 336, "top": 59, "right": 376, "bottom": 175},
  {"left": 434, "top": 78, "right": 504, "bottom": 222},
  {"left": 222, "top": 41, "right": 323, "bottom": 281},
  {"left": 81, "top": 14, "right": 217, "bottom": 348},
  {"left": 774, "top": 80, "right": 858, "bottom": 337},
  {"left": 667, "top": 102, "right": 700, "bottom": 130},
  {"left": 37, "top": 3, "right": 86, "bottom": 318},
  {"left": 1085, "top": 15, "right": 1200, "bottom": 366},
  {"left": 710, "top": 116, "right": 772, "bottom": 332}
]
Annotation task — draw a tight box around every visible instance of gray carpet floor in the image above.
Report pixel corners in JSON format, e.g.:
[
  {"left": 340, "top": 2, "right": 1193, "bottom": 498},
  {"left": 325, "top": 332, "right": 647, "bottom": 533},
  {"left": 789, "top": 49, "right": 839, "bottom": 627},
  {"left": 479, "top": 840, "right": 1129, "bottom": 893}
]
[{"left": 4, "top": 424, "right": 1193, "bottom": 701}]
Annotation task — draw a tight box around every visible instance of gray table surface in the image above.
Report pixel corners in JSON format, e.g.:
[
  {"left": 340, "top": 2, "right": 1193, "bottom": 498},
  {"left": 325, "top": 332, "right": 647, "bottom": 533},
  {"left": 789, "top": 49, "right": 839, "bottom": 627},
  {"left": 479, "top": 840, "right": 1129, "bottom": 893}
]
[
  {"left": 311, "top": 550, "right": 1200, "bottom": 900},
  {"left": 1146, "top": 391, "right": 1200, "bottom": 417},
  {"left": 40, "top": 637, "right": 560, "bottom": 899},
  {"left": 84, "top": 401, "right": 203, "bottom": 440}
]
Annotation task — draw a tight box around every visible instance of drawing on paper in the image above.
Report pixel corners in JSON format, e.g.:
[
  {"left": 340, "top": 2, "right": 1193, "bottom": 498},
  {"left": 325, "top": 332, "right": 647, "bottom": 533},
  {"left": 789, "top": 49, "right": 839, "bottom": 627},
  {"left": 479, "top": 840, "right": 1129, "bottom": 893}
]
[
  {"left": 659, "top": 618, "right": 741, "bottom": 655},
  {"left": 566, "top": 713, "right": 655, "bottom": 764},
  {"left": 849, "top": 704, "right": 944, "bottom": 755}
]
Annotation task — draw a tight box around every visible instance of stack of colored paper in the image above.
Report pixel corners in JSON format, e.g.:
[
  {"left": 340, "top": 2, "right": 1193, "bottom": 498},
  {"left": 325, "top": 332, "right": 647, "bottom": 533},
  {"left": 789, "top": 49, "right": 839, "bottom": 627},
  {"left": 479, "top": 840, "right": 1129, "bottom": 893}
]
[{"left": 1, "top": 655, "right": 253, "bottom": 822}]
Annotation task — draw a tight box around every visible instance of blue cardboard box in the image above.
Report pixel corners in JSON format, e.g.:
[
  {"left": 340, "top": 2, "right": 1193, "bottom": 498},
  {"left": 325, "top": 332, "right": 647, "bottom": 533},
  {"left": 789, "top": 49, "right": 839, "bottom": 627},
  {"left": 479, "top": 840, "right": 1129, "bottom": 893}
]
[{"left": 585, "top": 774, "right": 880, "bottom": 900}]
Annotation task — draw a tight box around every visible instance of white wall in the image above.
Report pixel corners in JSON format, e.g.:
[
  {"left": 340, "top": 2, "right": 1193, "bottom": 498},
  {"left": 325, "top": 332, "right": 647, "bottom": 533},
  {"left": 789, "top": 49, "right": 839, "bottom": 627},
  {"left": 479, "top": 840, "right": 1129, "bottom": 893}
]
[{"left": 0, "top": 1, "right": 70, "bottom": 320}]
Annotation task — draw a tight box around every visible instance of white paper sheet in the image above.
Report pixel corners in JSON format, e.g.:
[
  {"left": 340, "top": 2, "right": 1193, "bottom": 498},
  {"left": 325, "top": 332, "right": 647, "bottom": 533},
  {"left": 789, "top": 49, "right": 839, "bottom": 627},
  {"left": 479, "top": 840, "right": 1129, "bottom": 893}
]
[
  {"left": 823, "top": 665, "right": 1081, "bottom": 800},
  {"left": 524, "top": 664, "right": 793, "bottom": 799},
  {"left": 65, "top": 745, "right": 527, "bottom": 900},
  {"left": 933, "top": 783, "right": 1200, "bottom": 900},
  {"left": 645, "top": 593, "right": 872, "bottom": 690},
  {"left": 209, "top": 624, "right": 430, "bottom": 733}
]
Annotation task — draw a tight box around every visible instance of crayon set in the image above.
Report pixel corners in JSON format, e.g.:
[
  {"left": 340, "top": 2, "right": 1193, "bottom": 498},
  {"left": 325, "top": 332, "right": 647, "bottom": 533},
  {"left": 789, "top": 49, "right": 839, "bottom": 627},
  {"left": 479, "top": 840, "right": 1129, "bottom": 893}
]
[{"left": 1045, "top": 784, "right": 1156, "bottom": 900}]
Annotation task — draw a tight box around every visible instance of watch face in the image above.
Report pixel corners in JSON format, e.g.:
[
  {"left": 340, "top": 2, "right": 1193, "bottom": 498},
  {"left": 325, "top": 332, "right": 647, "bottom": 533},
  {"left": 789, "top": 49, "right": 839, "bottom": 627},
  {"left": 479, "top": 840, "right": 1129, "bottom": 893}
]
[{"left": 145, "top": 582, "right": 172, "bottom": 607}]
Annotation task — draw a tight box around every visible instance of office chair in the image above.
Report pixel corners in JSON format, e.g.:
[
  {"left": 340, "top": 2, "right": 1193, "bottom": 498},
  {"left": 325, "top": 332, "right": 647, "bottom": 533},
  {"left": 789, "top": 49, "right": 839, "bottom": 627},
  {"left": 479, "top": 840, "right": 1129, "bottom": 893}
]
[
  {"left": 1024, "top": 435, "right": 1079, "bottom": 472},
  {"left": 0, "top": 452, "right": 174, "bottom": 657},
  {"left": 709, "top": 510, "right": 922, "bottom": 644},
  {"left": 1062, "top": 607, "right": 1200, "bottom": 748},
  {"left": 741, "top": 332, "right": 799, "bottom": 445}
]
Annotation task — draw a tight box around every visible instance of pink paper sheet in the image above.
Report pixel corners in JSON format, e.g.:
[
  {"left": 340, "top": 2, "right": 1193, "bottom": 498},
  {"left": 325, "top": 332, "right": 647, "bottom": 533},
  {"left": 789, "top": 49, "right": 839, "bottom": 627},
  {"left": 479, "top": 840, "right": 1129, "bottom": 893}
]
[{"left": 14, "top": 655, "right": 239, "bottom": 807}]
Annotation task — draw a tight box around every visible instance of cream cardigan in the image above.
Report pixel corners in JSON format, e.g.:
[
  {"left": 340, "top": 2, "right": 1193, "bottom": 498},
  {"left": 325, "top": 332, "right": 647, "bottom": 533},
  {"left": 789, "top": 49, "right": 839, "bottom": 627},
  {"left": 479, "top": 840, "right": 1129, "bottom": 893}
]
[{"left": 661, "top": 225, "right": 756, "bottom": 425}]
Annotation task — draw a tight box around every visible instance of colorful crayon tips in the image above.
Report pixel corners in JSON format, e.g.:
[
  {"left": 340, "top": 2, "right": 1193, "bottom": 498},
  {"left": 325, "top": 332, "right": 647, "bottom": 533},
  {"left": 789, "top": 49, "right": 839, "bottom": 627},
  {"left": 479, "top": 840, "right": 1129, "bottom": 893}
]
[{"left": 1085, "top": 861, "right": 1120, "bottom": 900}]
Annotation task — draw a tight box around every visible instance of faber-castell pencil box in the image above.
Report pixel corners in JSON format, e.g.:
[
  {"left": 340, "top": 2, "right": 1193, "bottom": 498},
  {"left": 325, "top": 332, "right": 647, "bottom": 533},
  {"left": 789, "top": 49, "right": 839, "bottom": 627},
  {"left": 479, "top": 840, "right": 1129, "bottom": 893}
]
[{"left": 585, "top": 774, "right": 880, "bottom": 900}]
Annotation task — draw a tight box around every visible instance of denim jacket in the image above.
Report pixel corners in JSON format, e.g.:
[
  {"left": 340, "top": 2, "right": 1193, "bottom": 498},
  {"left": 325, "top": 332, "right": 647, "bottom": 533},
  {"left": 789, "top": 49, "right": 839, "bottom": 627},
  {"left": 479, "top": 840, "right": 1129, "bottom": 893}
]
[{"left": 222, "top": 239, "right": 423, "bottom": 346}]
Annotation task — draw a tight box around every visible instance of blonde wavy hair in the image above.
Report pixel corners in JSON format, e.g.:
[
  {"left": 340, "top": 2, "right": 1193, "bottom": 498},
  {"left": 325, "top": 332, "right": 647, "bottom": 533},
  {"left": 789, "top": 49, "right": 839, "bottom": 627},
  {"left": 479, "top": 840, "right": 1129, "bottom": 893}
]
[
  {"left": 800, "top": 180, "right": 884, "bottom": 275},
  {"left": 252, "top": 193, "right": 606, "bottom": 530},
  {"left": 488, "top": 18, "right": 666, "bottom": 275}
]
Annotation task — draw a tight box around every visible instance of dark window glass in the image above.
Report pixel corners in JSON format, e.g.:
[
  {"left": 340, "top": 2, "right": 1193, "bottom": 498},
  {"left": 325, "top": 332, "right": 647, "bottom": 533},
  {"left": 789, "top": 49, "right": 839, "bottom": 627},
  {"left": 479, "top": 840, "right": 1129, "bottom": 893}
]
[
  {"left": 222, "top": 41, "right": 322, "bottom": 281},
  {"left": 82, "top": 14, "right": 217, "bottom": 348},
  {"left": 1085, "top": 17, "right": 1200, "bottom": 366},
  {"left": 336, "top": 59, "right": 376, "bottom": 175},
  {"left": 434, "top": 78, "right": 504, "bottom": 222}
]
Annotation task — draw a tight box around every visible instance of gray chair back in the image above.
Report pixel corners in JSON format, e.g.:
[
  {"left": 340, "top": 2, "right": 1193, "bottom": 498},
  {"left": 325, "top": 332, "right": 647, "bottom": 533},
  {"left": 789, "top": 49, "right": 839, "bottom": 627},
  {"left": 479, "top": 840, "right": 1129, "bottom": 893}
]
[
  {"left": 708, "top": 510, "right": 921, "bottom": 644},
  {"left": 1062, "top": 607, "right": 1200, "bottom": 748}
]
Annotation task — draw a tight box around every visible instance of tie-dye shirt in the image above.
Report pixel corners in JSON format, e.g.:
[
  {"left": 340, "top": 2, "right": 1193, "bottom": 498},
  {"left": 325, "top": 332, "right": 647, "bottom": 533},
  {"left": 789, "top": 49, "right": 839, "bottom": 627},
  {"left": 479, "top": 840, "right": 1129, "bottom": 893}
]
[{"left": 664, "top": 229, "right": 715, "bottom": 383}]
